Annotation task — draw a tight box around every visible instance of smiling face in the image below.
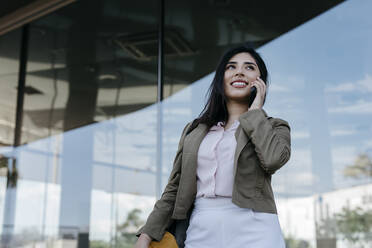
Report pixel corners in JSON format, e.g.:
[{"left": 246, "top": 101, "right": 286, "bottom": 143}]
[{"left": 223, "top": 52, "right": 261, "bottom": 103}]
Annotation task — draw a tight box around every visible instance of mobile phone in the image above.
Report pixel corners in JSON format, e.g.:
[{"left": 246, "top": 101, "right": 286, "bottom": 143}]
[{"left": 248, "top": 86, "right": 257, "bottom": 107}]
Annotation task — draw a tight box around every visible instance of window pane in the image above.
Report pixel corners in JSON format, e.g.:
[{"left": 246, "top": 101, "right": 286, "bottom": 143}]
[
  {"left": 0, "top": 1, "right": 158, "bottom": 247},
  {"left": 162, "top": 0, "right": 371, "bottom": 247},
  {"left": 0, "top": 30, "right": 21, "bottom": 147},
  {"left": 261, "top": 1, "right": 372, "bottom": 246}
]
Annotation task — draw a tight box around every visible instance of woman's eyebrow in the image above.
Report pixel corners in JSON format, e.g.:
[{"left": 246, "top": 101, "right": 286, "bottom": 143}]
[{"left": 227, "top": 61, "right": 257, "bottom": 66}]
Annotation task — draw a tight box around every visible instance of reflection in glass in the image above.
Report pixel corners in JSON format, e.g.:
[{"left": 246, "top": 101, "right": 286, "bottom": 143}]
[
  {"left": 0, "top": 29, "right": 21, "bottom": 248},
  {"left": 0, "top": 29, "right": 21, "bottom": 146},
  {"left": 259, "top": 0, "right": 372, "bottom": 246},
  {"left": 1, "top": 0, "right": 371, "bottom": 247},
  {"left": 162, "top": 0, "right": 372, "bottom": 247},
  {"left": 22, "top": 0, "right": 160, "bottom": 145},
  {"left": 1, "top": 0, "right": 159, "bottom": 247}
]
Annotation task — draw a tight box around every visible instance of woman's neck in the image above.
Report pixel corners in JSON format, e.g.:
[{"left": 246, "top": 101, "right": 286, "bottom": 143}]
[{"left": 224, "top": 101, "right": 249, "bottom": 129}]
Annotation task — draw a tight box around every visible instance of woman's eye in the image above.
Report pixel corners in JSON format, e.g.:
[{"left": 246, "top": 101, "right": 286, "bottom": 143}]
[
  {"left": 246, "top": 66, "right": 254, "bottom": 70},
  {"left": 226, "top": 65, "right": 235, "bottom": 70}
]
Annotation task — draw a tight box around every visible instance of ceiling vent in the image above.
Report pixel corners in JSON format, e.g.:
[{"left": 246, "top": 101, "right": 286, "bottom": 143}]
[{"left": 113, "top": 30, "right": 195, "bottom": 61}]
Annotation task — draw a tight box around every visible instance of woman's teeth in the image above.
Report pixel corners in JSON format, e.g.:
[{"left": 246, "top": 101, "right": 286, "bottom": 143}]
[{"left": 232, "top": 82, "right": 247, "bottom": 86}]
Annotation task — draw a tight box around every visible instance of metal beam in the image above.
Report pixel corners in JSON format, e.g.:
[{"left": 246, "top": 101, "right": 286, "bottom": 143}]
[
  {"left": 0, "top": 0, "right": 76, "bottom": 36},
  {"left": 156, "top": 0, "right": 165, "bottom": 199},
  {"left": 13, "top": 24, "right": 29, "bottom": 147}
]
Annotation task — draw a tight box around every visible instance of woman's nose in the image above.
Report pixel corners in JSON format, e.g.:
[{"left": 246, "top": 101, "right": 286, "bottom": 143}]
[{"left": 235, "top": 67, "right": 245, "bottom": 76}]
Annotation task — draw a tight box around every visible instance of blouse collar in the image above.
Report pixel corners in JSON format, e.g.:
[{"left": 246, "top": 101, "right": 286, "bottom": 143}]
[{"left": 210, "top": 119, "right": 240, "bottom": 131}]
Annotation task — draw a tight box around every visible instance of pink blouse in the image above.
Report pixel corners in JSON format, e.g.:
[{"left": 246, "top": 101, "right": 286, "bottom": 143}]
[{"left": 196, "top": 119, "right": 240, "bottom": 198}]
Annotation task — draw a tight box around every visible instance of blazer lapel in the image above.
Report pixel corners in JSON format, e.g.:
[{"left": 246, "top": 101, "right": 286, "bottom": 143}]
[
  {"left": 182, "top": 123, "right": 209, "bottom": 172},
  {"left": 233, "top": 109, "right": 269, "bottom": 176},
  {"left": 233, "top": 125, "right": 249, "bottom": 177}
]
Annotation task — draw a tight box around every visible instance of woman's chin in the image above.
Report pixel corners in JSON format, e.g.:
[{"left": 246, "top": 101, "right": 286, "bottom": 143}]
[{"left": 226, "top": 96, "right": 250, "bottom": 105}]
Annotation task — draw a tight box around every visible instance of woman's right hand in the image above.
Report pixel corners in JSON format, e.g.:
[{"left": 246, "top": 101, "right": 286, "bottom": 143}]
[{"left": 134, "top": 233, "right": 152, "bottom": 248}]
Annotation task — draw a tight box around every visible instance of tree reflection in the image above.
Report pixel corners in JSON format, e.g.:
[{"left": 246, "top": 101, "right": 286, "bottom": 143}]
[
  {"left": 90, "top": 208, "right": 144, "bottom": 248},
  {"left": 343, "top": 153, "right": 372, "bottom": 179},
  {"left": 284, "top": 234, "right": 310, "bottom": 248},
  {"left": 0, "top": 155, "right": 18, "bottom": 188},
  {"left": 316, "top": 206, "right": 372, "bottom": 247}
]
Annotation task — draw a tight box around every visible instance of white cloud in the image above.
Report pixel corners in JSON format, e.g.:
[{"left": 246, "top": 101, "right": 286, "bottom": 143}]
[
  {"left": 328, "top": 100, "right": 372, "bottom": 114},
  {"left": 269, "top": 75, "right": 305, "bottom": 93},
  {"left": 14, "top": 181, "right": 60, "bottom": 235},
  {"left": 270, "top": 83, "right": 291, "bottom": 92},
  {"left": 330, "top": 128, "right": 356, "bottom": 136},
  {"left": 288, "top": 148, "right": 312, "bottom": 168},
  {"left": 276, "top": 196, "right": 315, "bottom": 242},
  {"left": 326, "top": 74, "right": 372, "bottom": 93},
  {"left": 331, "top": 146, "right": 356, "bottom": 167},
  {"left": 90, "top": 191, "right": 156, "bottom": 241},
  {"left": 364, "top": 139, "right": 372, "bottom": 147},
  {"left": 358, "top": 75, "right": 372, "bottom": 91},
  {"left": 292, "top": 130, "right": 310, "bottom": 139},
  {"left": 286, "top": 171, "right": 314, "bottom": 186}
]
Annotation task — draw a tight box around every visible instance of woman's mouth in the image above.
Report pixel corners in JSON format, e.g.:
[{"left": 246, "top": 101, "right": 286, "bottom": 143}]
[{"left": 231, "top": 81, "right": 248, "bottom": 88}]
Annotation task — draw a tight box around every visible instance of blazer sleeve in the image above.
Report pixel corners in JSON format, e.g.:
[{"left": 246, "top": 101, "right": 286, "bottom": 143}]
[
  {"left": 238, "top": 109, "right": 291, "bottom": 175},
  {"left": 136, "top": 122, "right": 192, "bottom": 241}
]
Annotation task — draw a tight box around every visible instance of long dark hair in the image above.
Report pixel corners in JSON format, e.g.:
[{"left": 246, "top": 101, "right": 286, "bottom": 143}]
[{"left": 189, "top": 45, "right": 269, "bottom": 132}]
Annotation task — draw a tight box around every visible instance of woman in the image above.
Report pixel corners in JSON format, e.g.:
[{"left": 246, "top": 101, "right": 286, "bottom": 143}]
[{"left": 135, "top": 45, "right": 291, "bottom": 248}]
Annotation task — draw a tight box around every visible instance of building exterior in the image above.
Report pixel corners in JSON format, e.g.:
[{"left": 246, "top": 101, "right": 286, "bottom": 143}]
[
  {"left": 0, "top": 0, "right": 371, "bottom": 247},
  {"left": 277, "top": 183, "right": 372, "bottom": 248}
]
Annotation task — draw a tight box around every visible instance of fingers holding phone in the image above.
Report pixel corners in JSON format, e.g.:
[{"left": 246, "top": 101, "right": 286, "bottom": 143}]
[{"left": 249, "top": 77, "right": 266, "bottom": 110}]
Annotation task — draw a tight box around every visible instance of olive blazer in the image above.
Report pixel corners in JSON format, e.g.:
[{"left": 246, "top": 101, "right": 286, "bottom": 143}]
[{"left": 137, "top": 109, "right": 291, "bottom": 241}]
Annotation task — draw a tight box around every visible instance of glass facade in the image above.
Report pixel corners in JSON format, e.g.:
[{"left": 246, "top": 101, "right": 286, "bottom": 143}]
[
  {"left": 0, "top": 0, "right": 371, "bottom": 247},
  {"left": 0, "top": 30, "right": 20, "bottom": 146}
]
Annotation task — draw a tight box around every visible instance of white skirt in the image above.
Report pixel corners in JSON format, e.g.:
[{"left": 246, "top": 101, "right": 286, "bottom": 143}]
[{"left": 184, "top": 197, "right": 286, "bottom": 248}]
